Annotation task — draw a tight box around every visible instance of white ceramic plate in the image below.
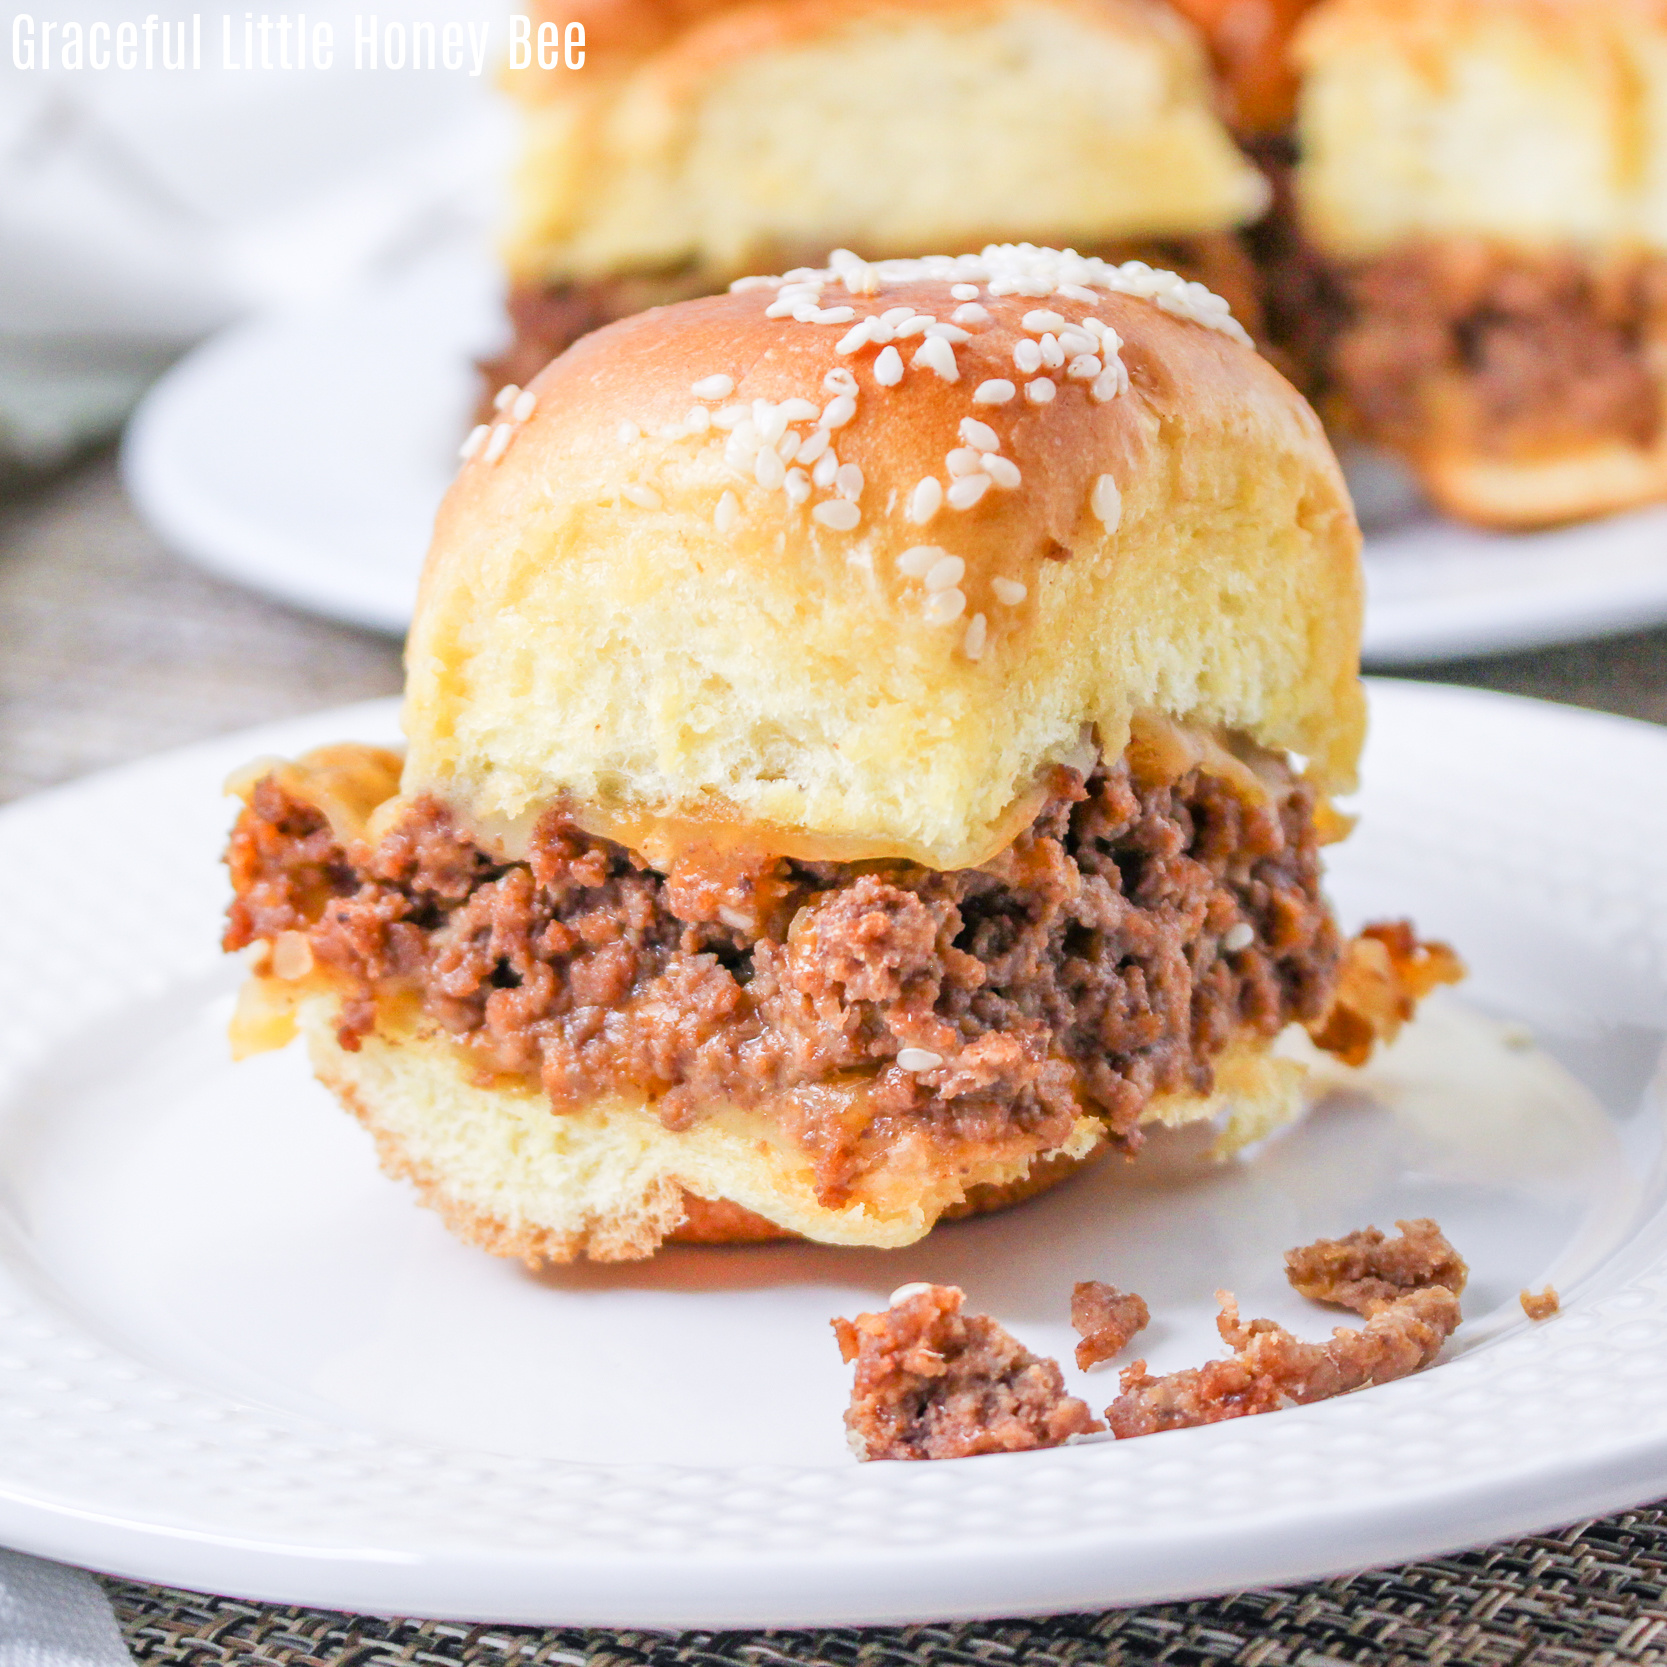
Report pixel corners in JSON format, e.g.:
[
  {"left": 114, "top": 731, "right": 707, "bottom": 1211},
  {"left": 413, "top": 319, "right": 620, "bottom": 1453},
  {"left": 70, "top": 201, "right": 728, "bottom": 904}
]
[
  {"left": 123, "top": 250, "right": 1667, "bottom": 661},
  {"left": 3, "top": 681, "right": 1667, "bottom": 1627}
]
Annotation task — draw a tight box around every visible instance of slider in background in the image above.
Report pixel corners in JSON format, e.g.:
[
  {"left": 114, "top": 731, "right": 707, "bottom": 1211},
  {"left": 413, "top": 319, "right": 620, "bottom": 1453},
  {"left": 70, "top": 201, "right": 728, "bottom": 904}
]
[
  {"left": 481, "top": 0, "right": 1272, "bottom": 398},
  {"left": 1280, "top": 0, "right": 1667, "bottom": 531}
]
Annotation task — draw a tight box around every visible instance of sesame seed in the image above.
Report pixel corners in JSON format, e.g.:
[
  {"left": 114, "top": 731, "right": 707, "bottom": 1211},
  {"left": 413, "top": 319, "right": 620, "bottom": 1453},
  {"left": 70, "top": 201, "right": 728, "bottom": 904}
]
[
  {"left": 1039, "top": 333, "right": 1065, "bottom": 368},
  {"left": 724, "top": 424, "right": 760, "bottom": 468},
  {"left": 984, "top": 455, "right": 1021, "bottom": 489},
  {"left": 907, "top": 477, "right": 943, "bottom": 524},
  {"left": 880, "top": 306, "right": 915, "bottom": 326},
  {"left": 923, "top": 587, "right": 967, "bottom": 624},
  {"left": 755, "top": 448, "right": 786, "bottom": 489},
  {"left": 946, "top": 448, "right": 984, "bottom": 478},
  {"left": 893, "top": 314, "right": 934, "bottom": 338},
  {"left": 963, "top": 613, "right": 988, "bottom": 660},
  {"left": 974, "top": 379, "right": 1016, "bottom": 405},
  {"left": 992, "top": 577, "right": 1027, "bottom": 604},
  {"left": 987, "top": 278, "right": 1022, "bottom": 296},
  {"left": 459, "top": 424, "right": 490, "bottom": 460},
  {"left": 925, "top": 554, "right": 965, "bottom": 591},
  {"left": 836, "top": 320, "right": 875, "bottom": 354},
  {"left": 873, "top": 346, "right": 904, "bottom": 387},
  {"left": 924, "top": 322, "right": 971, "bottom": 343},
  {"left": 692, "top": 374, "right": 735, "bottom": 400},
  {"left": 492, "top": 383, "right": 519, "bottom": 411},
  {"left": 755, "top": 400, "right": 789, "bottom": 443},
  {"left": 711, "top": 405, "right": 747, "bottom": 429},
  {"left": 950, "top": 283, "right": 980, "bottom": 300},
  {"left": 947, "top": 474, "right": 991, "bottom": 509},
  {"left": 951, "top": 303, "right": 990, "bottom": 326},
  {"left": 780, "top": 397, "right": 820, "bottom": 422},
  {"left": 777, "top": 428, "right": 801, "bottom": 460},
  {"left": 824, "top": 368, "right": 859, "bottom": 396},
  {"left": 1092, "top": 474, "right": 1122, "bottom": 528},
  {"left": 835, "top": 462, "right": 864, "bottom": 500},
  {"left": 813, "top": 499, "right": 861, "bottom": 530},
  {"left": 889, "top": 1279, "right": 944, "bottom": 1305},
  {"left": 898, "top": 545, "right": 943, "bottom": 576},
  {"left": 1059, "top": 328, "right": 1097, "bottom": 357},
  {"left": 729, "top": 275, "right": 775, "bottom": 292},
  {"left": 616, "top": 420, "right": 641, "bottom": 444},
  {"left": 812, "top": 449, "right": 840, "bottom": 489},
  {"left": 512, "top": 389, "right": 538, "bottom": 422},
  {"left": 959, "top": 418, "right": 1000, "bottom": 452},
  {"left": 764, "top": 297, "right": 799, "bottom": 318},
  {"left": 897, "top": 1048, "right": 943, "bottom": 1072},
  {"left": 814, "top": 306, "right": 856, "bottom": 324},
  {"left": 715, "top": 490, "right": 739, "bottom": 533},
  {"left": 913, "top": 336, "right": 960, "bottom": 382},
  {"left": 685, "top": 405, "right": 713, "bottom": 431},
  {"left": 1013, "top": 340, "right": 1042, "bottom": 374},
  {"left": 797, "top": 428, "right": 830, "bottom": 465},
  {"left": 1223, "top": 922, "right": 1255, "bottom": 952},
  {"left": 483, "top": 423, "right": 514, "bottom": 463},
  {"left": 1066, "top": 354, "right": 1102, "bottom": 380},
  {"left": 784, "top": 468, "right": 811, "bottom": 506},
  {"left": 623, "top": 482, "right": 661, "bottom": 509},
  {"left": 1022, "top": 310, "right": 1066, "bottom": 333},
  {"left": 1057, "top": 283, "right": 1099, "bottom": 303},
  {"left": 822, "top": 393, "right": 859, "bottom": 427},
  {"left": 1091, "top": 370, "right": 1122, "bottom": 402},
  {"left": 1026, "top": 378, "right": 1056, "bottom": 404}
]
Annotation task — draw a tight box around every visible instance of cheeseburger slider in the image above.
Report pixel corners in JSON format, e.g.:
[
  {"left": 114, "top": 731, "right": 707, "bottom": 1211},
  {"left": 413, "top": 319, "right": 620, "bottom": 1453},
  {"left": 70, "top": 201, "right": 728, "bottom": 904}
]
[
  {"left": 480, "top": 0, "right": 1271, "bottom": 399},
  {"left": 1286, "top": 0, "right": 1667, "bottom": 529},
  {"left": 225, "top": 244, "right": 1452, "bottom": 1264}
]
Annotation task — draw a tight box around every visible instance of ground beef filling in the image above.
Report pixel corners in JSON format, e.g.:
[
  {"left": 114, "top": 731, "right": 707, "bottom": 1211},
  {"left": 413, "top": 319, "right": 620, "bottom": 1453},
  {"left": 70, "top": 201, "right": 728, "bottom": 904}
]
[
  {"left": 224, "top": 752, "right": 1341, "bottom": 1203},
  {"left": 1254, "top": 207, "right": 1667, "bottom": 460}
]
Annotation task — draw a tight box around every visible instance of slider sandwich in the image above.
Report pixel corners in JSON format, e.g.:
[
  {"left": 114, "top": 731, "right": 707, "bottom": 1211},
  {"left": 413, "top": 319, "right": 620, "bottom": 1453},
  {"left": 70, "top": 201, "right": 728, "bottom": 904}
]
[
  {"left": 225, "top": 244, "right": 1452, "bottom": 1263},
  {"left": 1288, "top": 0, "right": 1667, "bottom": 529},
  {"left": 480, "top": 0, "right": 1271, "bottom": 399}
]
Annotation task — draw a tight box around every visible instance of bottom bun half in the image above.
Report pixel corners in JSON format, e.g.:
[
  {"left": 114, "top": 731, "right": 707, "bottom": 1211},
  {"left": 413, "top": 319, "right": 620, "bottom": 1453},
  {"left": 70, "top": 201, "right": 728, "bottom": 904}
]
[{"left": 293, "top": 994, "right": 1306, "bottom": 1263}]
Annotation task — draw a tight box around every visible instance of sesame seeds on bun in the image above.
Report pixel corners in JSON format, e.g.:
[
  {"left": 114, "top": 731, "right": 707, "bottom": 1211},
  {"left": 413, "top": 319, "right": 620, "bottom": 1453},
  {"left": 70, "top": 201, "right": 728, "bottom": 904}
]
[{"left": 408, "top": 244, "right": 1363, "bottom": 872}]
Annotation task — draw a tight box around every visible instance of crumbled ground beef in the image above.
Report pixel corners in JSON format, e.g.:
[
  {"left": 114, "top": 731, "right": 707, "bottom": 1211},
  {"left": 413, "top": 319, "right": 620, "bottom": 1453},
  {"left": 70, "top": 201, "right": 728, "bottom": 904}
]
[
  {"left": 1308, "top": 922, "right": 1463, "bottom": 1068},
  {"left": 1286, "top": 1218, "right": 1468, "bottom": 1314},
  {"left": 1105, "top": 1285, "right": 1462, "bottom": 1438},
  {"left": 224, "top": 744, "right": 1343, "bottom": 1203},
  {"left": 1521, "top": 1287, "right": 1560, "bottom": 1322},
  {"left": 1071, "top": 1281, "right": 1150, "bottom": 1369},
  {"left": 1103, "top": 1220, "right": 1465, "bottom": 1438},
  {"left": 1250, "top": 192, "right": 1667, "bottom": 464},
  {"left": 833, "top": 1285, "right": 1102, "bottom": 1460}
]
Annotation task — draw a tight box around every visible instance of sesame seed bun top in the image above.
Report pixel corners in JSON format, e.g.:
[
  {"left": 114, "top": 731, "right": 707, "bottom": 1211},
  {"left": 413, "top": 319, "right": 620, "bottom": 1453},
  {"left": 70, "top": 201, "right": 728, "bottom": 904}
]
[{"left": 405, "top": 246, "right": 1364, "bottom": 870}]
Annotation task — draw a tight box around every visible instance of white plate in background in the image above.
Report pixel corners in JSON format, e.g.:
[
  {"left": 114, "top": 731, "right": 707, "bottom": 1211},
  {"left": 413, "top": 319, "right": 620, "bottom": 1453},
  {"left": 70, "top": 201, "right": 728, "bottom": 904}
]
[
  {"left": 2, "top": 681, "right": 1667, "bottom": 1624},
  {"left": 125, "top": 249, "right": 1667, "bottom": 659}
]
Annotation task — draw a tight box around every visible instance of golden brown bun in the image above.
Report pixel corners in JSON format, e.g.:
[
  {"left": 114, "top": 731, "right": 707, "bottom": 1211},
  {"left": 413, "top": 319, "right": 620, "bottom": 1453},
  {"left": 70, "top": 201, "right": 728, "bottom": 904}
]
[
  {"left": 1295, "top": 0, "right": 1667, "bottom": 258},
  {"left": 1413, "top": 433, "right": 1667, "bottom": 532},
  {"left": 286, "top": 994, "right": 1299, "bottom": 1262},
  {"left": 501, "top": 0, "right": 1269, "bottom": 286},
  {"left": 414, "top": 249, "right": 1364, "bottom": 872}
]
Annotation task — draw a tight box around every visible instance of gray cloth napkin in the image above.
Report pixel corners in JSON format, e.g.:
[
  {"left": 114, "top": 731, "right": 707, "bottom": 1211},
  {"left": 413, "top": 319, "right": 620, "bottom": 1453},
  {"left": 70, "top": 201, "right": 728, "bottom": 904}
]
[{"left": 0, "top": 1551, "right": 131, "bottom": 1667}]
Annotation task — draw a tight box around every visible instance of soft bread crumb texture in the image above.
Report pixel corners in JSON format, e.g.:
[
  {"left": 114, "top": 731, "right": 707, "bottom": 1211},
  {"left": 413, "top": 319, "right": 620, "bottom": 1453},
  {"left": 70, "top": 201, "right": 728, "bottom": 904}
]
[
  {"left": 274, "top": 993, "right": 1302, "bottom": 1261},
  {"left": 405, "top": 280, "right": 1362, "bottom": 870},
  {"left": 297, "top": 995, "right": 1110, "bottom": 1260},
  {"left": 502, "top": 0, "right": 1267, "bottom": 284},
  {"left": 1295, "top": 0, "right": 1667, "bottom": 257}
]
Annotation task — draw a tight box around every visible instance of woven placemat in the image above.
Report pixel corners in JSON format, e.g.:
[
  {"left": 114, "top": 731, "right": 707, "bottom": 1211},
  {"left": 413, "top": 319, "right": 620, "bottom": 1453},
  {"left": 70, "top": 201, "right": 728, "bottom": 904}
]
[{"left": 105, "top": 1504, "right": 1667, "bottom": 1667}]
